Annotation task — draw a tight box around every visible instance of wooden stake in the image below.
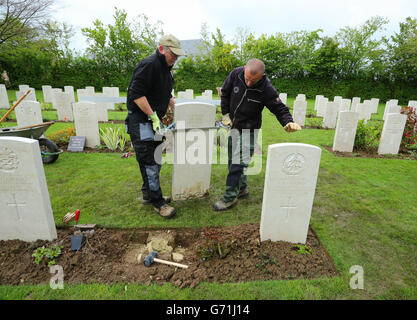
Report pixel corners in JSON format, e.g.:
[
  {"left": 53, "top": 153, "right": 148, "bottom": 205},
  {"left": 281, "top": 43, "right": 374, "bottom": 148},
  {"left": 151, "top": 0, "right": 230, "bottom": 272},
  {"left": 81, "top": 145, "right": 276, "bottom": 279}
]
[{"left": 0, "top": 90, "right": 31, "bottom": 124}]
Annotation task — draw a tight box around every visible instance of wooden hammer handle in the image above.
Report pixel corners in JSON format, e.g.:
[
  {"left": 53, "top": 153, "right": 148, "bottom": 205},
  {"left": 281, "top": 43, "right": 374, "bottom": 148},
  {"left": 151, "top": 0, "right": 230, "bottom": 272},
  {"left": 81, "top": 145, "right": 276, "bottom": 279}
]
[
  {"left": 154, "top": 258, "right": 189, "bottom": 269},
  {"left": 0, "top": 89, "right": 31, "bottom": 124}
]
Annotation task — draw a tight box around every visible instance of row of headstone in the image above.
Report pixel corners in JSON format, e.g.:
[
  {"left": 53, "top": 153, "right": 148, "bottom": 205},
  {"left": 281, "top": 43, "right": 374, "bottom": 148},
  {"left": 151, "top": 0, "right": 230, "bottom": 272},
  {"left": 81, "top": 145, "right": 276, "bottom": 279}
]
[
  {"left": 1, "top": 132, "right": 321, "bottom": 246},
  {"left": 177, "top": 89, "right": 194, "bottom": 99},
  {"left": 195, "top": 90, "right": 213, "bottom": 101},
  {"left": 332, "top": 110, "right": 407, "bottom": 155},
  {"left": 2, "top": 100, "right": 407, "bottom": 245}
]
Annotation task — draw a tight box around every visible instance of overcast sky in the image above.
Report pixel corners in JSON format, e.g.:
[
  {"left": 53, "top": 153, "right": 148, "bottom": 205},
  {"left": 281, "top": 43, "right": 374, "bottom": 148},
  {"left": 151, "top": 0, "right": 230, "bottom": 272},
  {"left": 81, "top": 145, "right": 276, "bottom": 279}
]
[{"left": 51, "top": 0, "right": 417, "bottom": 52}]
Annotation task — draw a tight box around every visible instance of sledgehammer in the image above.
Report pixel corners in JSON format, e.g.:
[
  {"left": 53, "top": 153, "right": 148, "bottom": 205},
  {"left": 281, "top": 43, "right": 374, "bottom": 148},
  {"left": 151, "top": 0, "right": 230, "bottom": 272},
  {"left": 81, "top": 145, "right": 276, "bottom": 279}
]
[{"left": 143, "top": 251, "right": 189, "bottom": 269}]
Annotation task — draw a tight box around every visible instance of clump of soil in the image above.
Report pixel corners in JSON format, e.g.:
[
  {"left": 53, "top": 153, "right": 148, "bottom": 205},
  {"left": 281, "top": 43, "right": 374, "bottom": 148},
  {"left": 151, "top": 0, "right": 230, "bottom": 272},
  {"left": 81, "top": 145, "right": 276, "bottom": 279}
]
[{"left": 0, "top": 223, "right": 338, "bottom": 289}]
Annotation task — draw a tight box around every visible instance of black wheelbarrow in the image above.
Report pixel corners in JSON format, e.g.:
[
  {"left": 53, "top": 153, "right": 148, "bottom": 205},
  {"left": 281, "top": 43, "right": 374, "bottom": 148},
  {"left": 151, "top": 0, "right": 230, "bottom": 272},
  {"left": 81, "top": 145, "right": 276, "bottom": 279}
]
[{"left": 0, "top": 121, "right": 63, "bottom": 164}]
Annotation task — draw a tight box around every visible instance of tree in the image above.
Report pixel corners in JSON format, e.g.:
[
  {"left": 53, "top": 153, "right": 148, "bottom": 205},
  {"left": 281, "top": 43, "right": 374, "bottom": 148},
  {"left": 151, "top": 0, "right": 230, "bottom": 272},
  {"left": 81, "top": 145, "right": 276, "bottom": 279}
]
[
  {"left": 336, "top": 16, "right": 389, "bottom": 78},
  {"left": 387, "top": 17, "right": 417, "bottom": 82},
  {"left": 0, "top": 0, "right": 54, "bottom": 46}
]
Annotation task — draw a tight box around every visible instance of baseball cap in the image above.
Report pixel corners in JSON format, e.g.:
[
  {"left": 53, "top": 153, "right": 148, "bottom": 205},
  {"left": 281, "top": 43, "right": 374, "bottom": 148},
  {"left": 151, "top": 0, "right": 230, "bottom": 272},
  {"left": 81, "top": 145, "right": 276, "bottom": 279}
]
[{"left": 159, "top": 34, "right": 186, "bottom": 56}]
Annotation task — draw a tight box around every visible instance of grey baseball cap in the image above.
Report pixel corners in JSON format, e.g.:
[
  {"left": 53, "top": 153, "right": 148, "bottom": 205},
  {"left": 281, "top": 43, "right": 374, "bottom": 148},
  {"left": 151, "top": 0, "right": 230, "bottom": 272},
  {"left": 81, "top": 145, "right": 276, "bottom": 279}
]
[{"left": 159, "top": 34, "right": 186, "bottom": 56}]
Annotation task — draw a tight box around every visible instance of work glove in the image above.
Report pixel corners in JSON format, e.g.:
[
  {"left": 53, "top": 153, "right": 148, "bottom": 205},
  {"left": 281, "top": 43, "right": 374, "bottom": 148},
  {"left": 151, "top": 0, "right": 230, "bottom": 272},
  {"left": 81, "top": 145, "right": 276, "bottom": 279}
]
[
  {"left": 221, "top": 113, "right": 232, "bottom": 127},
  {"left": 284, "top": 122, "right": 302, "bottom": 133},
  {"left": 149, "top": 112, "right": 161, "bottom": 133}
]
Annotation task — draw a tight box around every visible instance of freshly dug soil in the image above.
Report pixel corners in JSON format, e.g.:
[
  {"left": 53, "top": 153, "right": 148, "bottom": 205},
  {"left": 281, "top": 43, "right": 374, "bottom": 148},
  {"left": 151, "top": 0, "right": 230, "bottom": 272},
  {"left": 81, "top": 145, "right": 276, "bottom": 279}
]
[
  {"left": 0, "top": 223, "right": 338, "bottom": 289},
  {"left": 323, "top": 145, "right": 417, "bottom": 160}
]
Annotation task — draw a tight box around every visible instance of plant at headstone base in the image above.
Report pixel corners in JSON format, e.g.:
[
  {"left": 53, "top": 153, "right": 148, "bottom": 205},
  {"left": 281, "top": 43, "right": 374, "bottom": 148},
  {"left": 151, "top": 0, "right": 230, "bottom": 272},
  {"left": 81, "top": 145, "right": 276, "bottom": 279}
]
[
  {"left": 291, "top": 244, "right": 312, "bottom": 255},
  {"left": 115, "top": 103, "right": 124, "bottom": 111},
  {"left": 100, "top": 127, "right": 120, "bottom": 151},
  {"left": 47, "top": 127, "right": 76, "bottom": 145},
  {"left": 198, "top": 228, "right": 238, "bottom": 260},
  {"left": 354, "top": 120, "right": 383, "bottom": 153},
  {"left": 32, "top": 245, "right": 64, "bottom": 267},
  {"left": 119, "top": 131, "right": 128, "bottom": 151},
  {"left": 305, "top": 117, "right": 323, "bottom": 128},
  {"left": 256, "top": 251, "right": 279, "bottom": 273},
  {"left": 399, "top": 106, "right": 417, "bottom": 154}
]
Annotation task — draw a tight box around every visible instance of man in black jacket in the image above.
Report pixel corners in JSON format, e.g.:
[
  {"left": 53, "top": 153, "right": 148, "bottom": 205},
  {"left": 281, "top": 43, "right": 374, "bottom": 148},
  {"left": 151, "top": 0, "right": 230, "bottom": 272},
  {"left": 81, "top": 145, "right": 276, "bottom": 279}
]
[
  {"left": 126, "top": 34, "right": 185, "bottom": 218},
  {"left": 213, "top": 59, "right": 301, "bottom": 211}
]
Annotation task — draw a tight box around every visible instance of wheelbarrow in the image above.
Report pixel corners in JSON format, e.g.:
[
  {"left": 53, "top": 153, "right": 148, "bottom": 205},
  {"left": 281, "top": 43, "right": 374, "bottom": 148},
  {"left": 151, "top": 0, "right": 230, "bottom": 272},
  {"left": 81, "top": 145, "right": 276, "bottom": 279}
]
[
  {"left": 0, "top": 121, "right": 63, "bottom": 164},
  {"left": 0, "top": 90, "right": 62, "bottom": 164}
]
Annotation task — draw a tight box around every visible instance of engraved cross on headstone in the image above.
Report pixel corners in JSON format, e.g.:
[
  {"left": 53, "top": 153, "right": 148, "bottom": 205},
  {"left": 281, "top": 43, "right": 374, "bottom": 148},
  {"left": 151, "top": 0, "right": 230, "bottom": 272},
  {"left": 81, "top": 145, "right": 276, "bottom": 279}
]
[
  {"left": 280, "top": 197, "right": 297, "bottom": 223},
  {"left": 7, "top": 193, "right": 26, "bottom": 221}
]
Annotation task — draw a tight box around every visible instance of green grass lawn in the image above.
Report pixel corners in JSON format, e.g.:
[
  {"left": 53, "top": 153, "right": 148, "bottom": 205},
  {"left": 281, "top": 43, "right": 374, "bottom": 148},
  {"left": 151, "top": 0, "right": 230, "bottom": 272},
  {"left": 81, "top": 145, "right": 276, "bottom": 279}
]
[{"left": 0, "top": 95, "right": 416, "bottom": 300}]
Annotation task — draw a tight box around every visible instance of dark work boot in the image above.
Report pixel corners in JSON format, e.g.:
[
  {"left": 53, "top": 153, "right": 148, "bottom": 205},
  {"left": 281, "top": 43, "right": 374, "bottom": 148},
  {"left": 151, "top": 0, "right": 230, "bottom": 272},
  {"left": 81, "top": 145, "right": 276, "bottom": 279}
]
[{"left": 141, "top": 195, "right": 171, "bottom": 205}]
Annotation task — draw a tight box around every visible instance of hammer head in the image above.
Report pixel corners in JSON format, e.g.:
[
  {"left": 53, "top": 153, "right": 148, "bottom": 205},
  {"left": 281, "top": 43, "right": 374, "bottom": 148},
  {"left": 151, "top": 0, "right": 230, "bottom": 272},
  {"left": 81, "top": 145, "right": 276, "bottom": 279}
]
[{"left": 143, "top": 251, "right": 158, "bottom": 267}]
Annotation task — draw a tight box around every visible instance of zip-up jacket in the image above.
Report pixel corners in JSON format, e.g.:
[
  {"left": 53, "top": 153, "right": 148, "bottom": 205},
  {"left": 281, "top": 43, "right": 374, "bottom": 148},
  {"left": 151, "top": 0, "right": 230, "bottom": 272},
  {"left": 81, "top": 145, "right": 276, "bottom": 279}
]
[
  {"left": 126, "top": 49, "right": 174, "bottom": 122},
  {"left": 221, "top": 66, "right": 293, "bottom": 130}
]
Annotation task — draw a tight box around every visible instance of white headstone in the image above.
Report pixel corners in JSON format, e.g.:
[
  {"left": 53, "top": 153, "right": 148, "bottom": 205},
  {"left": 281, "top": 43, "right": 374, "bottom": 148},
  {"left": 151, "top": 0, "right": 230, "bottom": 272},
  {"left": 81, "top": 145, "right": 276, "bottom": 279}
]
[
  {"left": 0, "top": 137, "right": 57, "bottom": 241},
  {"left": 293, "top": 100, "right": 307, "bottom": 126},
  {"left": 172, "top": 102, "right": 216, "bottom": 200},
  {"left": 42, "top": 85, "right": 53, "bottom": 103},
  {"left": 102, "top": 87, "right": 119, "bottom": 110},
  {"left": 91, "top": 94, "right": 109, "bottom": 122},
  {"left": 51, "top": 88, "right": 63, "bottom": 107},
  {"left": 73, "top": 102, "right": 100, "bottom": 148},
  {"left": 383, "top": 100, "right": 401, "bottom": 121},
  {"left": 203, "top": 90, "right": 213, "bottom": 100},
  {"left": 54, "top": 92, "right": 73, "bottom": 121},
  {"left": 279, "top": 93, "right": 287, "bottom": 105},
  {"left": 296, "top": 94, "right": 306, "bottom": 101},
  {"left": 177, "top": 91, "right": 186, "bottom": 99},
  {"left": 0, "top": 84, "right": 9, "bottom": 109},
  {"left": 16, "top": 88, "right": 36, "bottom": 101},
  {"left": 316, "top": 97, "right": 328, "bottom": 117},
  {"left": 103, "top": 87, "right": 119, "bottom": 97},
  {"left": 18, "top": 85, "right": 30, "bottom": 92},
  {"left": 77, "top": 89, "right": 87, "bottom": 102},
  {"left": 322, "top": 102, "right": 338, "bottom": 128},
  {"left": 14, "top": 101, "right": 43, "bottom": 127},
  {"left": 260, "top": 143, "right": 321, "bottom": 244},
  {"left": 408, "top": 100, "right": 417, "bottom": 113},
  {"left": 332, "top": 111, "right": 359, "bottom": 152},
  {"left": 185, "top": 89, "right": 194, "bottom": 99},
  {"left": 334, "top": 96, "right": 342, "bottom": 104},
  {"left": 378, "top": 113, "right": 407, "bottom": 155},
  {"left": 340, "top": 99, "right": 351, "bottom": 113},
  {"left": 314, "top": 95, "right": 323, "bottom": 110},
  {"left": 351, "top": 97, "right": 361, "bottom": 112},
  {"left": 85, "top": 86, "right": 95, "bottom": 96},
  {"left": 64, "top": 86, "right": 75, "bottom": 103},
  {"left": 370, "top": 98, "right": 379, "bottom": 114},
  {"left": 356, "top": 103, "right": 371, "bottom": 122}
]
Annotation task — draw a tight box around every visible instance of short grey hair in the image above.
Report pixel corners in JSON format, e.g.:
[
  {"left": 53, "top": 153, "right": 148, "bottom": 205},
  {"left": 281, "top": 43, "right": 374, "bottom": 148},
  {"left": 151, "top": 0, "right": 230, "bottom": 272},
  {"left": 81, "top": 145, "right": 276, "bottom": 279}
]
[{"left": 245, "top": 58, "right": 265, "bottom": 75}]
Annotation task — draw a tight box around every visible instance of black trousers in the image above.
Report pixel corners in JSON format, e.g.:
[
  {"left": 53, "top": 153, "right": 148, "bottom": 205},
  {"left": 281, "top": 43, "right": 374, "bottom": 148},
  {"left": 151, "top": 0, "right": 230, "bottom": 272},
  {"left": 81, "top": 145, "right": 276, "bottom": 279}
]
[{"left": 127, "top": 112, "right": 166, "bottom": 208}]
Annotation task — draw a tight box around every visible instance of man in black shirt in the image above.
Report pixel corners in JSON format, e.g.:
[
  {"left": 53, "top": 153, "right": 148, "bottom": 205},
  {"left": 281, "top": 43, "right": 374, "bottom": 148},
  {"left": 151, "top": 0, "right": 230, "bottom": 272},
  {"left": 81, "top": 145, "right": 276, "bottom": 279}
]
[
  {"left": 126, "top": 34, "right": 185, "bottom": 218},
  {"left": 213, "top": 59, "right": 302, "bottom": 211}
]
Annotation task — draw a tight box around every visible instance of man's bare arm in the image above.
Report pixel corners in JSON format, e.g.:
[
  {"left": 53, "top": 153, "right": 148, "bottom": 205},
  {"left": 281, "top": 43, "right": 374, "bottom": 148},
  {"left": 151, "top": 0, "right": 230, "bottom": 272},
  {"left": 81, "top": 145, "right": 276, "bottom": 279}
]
[{"left": 134, "top": 96, "right": 154, "bottom": 116}]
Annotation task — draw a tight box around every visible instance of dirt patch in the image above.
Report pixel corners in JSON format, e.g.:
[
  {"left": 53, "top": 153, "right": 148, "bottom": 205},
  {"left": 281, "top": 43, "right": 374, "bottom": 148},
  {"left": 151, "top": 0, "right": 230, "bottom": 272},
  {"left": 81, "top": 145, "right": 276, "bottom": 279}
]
[
  {"left": 323, "top": 145, "right": 417, "bottom": 160},
  {"left": 0, "top": 223, "right": 338, "bottom": 289}
]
